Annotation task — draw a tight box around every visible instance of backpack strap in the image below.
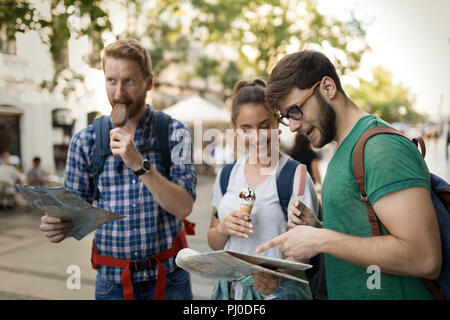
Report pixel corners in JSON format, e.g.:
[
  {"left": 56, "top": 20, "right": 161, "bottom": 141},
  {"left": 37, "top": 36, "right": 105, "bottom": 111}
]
[
  {"left": 91, "top": 115, "right": 111, "bottom": 201},
  {"left": 90, "top": 111, "right": 172, "bottom": 201},
  {"left": 352, "top": 125, "right": 445, "bottom": 300},
  {"left": 214, "top": 161, "right": 237, "bottom": 219},
  {"left": 220, "top": 161, "right": 236, "bottom": 195},
  {"left": 352, "top": 126, "right": 410, "bottom": 235},
  {"left": 277, "top": 158, "right": 299, "bottom": 220},
  {"left": 412, "top": 136, "right": 426, "bottom": 158},
  {"left": 152, "top": 110, "right": 171, "bottom": 177},
  {"left": 218, "top": 158, "right": 298, "bottom": 221}
]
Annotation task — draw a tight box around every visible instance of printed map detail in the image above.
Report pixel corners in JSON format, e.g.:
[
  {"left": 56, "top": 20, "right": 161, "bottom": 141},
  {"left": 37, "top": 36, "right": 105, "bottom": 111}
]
[
  {"left": 175, "top": 248, "right": 312, "bottom": 284},
  {"left": 16, "top": 185, "right": 125, "bottom": 240}
]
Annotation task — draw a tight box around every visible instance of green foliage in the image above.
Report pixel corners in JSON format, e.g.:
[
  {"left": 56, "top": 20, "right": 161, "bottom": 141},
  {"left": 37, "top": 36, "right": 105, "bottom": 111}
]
[
  {"left": 0, "top": 1, "right": 36, "bottom": 39},
  {"left": 3, "top": 0, "right": 369, "bottom": 99},
  {"left": 189, "top": 0, "right": 369, "bottom": 94},
  {"left": 221, "top": 61, "right": 241, "bottom": 97},
  {"left": 125, "top": 0, "right": 369, "bottom": 97},
  {"left": 346, "top": 66, "right": 426, "bottom": 124},
  {"left": 1, "top": 0, "right": 112, "bottom": 91},
  {"left": 141, "top": 1, "right": 192, "bottom": 75}
]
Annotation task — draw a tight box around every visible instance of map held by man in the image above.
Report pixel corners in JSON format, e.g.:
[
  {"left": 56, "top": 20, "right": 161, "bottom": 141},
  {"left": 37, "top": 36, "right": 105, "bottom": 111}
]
[{"left": 16, "top": 185, "right": 125, "bottom": 240}]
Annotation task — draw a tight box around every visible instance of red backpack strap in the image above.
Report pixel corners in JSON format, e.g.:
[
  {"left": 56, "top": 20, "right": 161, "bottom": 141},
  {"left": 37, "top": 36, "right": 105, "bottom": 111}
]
[
  {"left": 182, "top": 219, "right": 196, "bottom": 236},
  {"left": 352, "top": 126, "right": 409, "bottom": 236}
]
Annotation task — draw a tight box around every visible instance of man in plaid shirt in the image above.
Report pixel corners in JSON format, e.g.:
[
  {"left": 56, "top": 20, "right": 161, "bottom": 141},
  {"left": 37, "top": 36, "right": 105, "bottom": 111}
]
[{"left": 40, "top": 39, "right": 197, "bottom": 300}]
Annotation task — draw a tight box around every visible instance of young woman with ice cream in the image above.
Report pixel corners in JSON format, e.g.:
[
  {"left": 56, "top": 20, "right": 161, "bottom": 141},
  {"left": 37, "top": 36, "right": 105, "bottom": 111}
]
[{"left": 207, "top": 79, "right": 320, "bottom": 300}]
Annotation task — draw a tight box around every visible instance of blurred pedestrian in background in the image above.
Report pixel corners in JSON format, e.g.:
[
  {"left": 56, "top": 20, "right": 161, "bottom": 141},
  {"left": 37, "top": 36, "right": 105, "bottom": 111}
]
[
  {"left": 0, "top": 152, "right": 22, "bottom": 208},
  {"left": 26, "top": 156, "right": 47, "bottom": 186}
]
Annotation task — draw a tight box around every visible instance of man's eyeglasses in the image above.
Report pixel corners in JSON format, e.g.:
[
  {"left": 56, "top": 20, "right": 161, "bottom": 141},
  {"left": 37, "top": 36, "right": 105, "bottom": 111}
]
[{"left": 278, "top": 81, "right": 321, "bottom": 126}]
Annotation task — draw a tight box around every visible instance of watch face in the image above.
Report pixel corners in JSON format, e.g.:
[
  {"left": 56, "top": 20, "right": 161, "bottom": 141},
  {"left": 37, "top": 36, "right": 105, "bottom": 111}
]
[{"left": 143, "top": 160, "right": 152, "bottom": 171}]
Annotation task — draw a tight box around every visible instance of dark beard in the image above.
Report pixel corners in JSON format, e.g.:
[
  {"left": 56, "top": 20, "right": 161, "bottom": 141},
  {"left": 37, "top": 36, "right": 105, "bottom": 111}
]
[{"left": 314, "top": 89, "right": 337, "bottom": 148}]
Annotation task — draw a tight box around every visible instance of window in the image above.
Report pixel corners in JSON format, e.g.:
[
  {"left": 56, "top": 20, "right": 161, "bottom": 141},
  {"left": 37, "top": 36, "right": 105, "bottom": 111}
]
[
  {"left": 0, "top": 26, "right": 16, "bottom": 55},
  {"left": 0, "top": 112, "right": 21, "bottom": 166}
]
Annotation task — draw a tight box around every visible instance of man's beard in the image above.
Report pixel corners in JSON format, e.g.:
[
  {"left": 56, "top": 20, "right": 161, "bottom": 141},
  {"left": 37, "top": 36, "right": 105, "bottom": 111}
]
[{"left": 313, "top": 89, "right": 337, "bottom": 148}]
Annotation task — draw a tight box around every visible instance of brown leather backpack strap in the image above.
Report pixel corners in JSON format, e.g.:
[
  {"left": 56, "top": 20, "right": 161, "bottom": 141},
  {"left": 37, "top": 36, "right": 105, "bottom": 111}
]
[
  {"left": 435, "top": 188, "right": 450, "bottom": 209},
  {"left": 352, "top": 126, "right": 410, "bottom": 236},
  {"left": 353, "top": 126, "right": 445, "bottom": 300},
  {"left": 364, "top": 201, "right": 382, "bottom": 236},
  {"left": 412, "top": 136, "right": 426, "bottom": 158},
  {"left": 421, "top": 279, "right": 445, "bottom": 300}
]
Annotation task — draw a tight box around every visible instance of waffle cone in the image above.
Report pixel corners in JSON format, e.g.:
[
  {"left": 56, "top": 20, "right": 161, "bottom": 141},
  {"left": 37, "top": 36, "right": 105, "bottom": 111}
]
[{"left": 239, "top": 204, "right": 253, "bottom": 215}]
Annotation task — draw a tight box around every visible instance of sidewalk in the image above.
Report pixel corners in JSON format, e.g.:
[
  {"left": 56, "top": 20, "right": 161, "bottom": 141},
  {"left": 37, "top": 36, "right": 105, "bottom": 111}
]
[
  {"left": 0, "top": 137, "right": 447, "bottom": 300},
  {"left": 0, "top": 175, "right": 216, "bottom": 300}
]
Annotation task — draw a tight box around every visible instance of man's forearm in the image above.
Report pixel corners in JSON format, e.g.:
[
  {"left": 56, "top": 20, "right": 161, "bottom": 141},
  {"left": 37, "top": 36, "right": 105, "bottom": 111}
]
[
  {"left": 140, "top": 168, "right": 193, "bottom": 220},
  {"left": 319, "top": 228, "right": 437, "bottom": 278}
]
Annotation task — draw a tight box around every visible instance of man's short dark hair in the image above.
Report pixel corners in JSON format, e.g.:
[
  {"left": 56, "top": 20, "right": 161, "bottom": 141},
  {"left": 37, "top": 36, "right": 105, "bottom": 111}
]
[{"left": 266, "top": 50, "right": 345, "bottom": 112}]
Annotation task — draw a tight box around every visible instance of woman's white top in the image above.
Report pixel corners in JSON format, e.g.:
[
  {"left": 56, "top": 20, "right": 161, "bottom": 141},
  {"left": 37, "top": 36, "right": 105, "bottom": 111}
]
[{"left": 210, "top": 154, "right": 320, "bottom": 299}]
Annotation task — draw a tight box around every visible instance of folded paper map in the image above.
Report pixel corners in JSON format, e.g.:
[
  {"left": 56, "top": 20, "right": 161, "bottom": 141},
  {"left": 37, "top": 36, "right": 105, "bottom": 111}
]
[
  {"left": 175, "top": 248, "right": 312, "bottom": 284},
  {"left": 16, "top": 185, "right": 125, "bottom": 240}
]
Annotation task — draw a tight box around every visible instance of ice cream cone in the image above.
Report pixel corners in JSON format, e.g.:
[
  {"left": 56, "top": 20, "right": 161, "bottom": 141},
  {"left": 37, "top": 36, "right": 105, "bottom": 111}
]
[
  {"left": 239, "top": 203, "right": 253, "bottom": 216},
  {"left": 239, "top": 186, "right": 256, "bottom": 218}
]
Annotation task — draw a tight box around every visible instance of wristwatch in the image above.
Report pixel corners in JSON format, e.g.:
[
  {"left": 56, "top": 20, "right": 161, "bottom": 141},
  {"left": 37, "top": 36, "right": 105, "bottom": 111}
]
[{"left": 133, "top": 159, "right": 152, "bottom": 176}]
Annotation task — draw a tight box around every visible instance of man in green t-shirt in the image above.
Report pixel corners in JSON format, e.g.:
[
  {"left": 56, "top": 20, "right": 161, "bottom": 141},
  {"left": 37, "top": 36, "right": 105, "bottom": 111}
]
[{"left": 256, "top": 50, "right": 441, "bottom": 299}]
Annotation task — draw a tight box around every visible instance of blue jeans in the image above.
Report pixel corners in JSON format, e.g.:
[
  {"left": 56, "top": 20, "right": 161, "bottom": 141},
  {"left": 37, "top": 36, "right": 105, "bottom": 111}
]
[{"left": 95, "top": 267, "right": 193, "bottom": 300}]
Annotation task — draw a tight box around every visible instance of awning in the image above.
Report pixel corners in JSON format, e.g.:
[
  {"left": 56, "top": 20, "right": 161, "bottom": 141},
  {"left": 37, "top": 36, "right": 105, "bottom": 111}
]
[{"left": 0, "top": 105, "right": 24, "bottom": 115}]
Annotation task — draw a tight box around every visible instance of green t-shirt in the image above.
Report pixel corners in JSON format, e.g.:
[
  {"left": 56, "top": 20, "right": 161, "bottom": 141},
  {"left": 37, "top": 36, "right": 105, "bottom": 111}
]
[{"left": 322, "top": 114, "right": 433, "bottom": 300}]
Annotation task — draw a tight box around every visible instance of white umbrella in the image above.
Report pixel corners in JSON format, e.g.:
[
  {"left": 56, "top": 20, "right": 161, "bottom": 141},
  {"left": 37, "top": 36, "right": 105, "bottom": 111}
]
[{"left": 164, "top": 96, "right": 230, "bottom": 124}]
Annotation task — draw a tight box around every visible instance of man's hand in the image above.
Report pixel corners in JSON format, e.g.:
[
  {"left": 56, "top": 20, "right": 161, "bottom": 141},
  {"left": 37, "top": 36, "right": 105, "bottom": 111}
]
[
  {"left": 287, "top": 197, "right": 321, "bottom": 230},
  {"left": 110, "top": 128, "right": 143, "bottom": 172},
  {"left": 40, "top": 214, "right": 74, "bottom": 243},
  {"left": 253, "top": 272, "right": 280, "bottom": 295},
  {"left": 256, "top": 225, "right": 324, "bottom": 261}
]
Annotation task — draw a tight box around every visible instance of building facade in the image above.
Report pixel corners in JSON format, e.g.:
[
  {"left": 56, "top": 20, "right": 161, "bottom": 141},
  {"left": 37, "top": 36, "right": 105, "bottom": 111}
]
[{"left": 0, "top": 32, "right": 74, "bottom": 176}]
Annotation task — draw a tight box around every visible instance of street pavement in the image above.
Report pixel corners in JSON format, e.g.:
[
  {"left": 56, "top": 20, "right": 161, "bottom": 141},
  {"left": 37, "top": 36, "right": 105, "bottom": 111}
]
[
  {"left": 0, "top": 135, "right": 448, "bottom": 300},
  {"left": 0, "top": 174, "right": 217, "bottom": 300}
]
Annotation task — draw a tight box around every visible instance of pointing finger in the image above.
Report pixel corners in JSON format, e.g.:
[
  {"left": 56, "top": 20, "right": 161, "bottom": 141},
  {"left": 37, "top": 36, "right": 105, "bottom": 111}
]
[{"left": 256, "top": 233, "right": 286, "bottom": 254}]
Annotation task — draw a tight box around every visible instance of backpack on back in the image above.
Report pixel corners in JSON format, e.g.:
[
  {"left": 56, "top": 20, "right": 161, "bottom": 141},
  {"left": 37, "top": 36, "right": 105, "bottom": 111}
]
[
  {"left": 89, "top": 110, "right": 195, "bottom": 235},
  {"left": 219, "top": 159, "right": 301, "bottom": 219},
  {"left": 219, "top": 158, "right": 327, "bottom": 300},
  {"left": 353, "top": 126, "right": 450, "bottom": 300},
  {"left": 90, "top": 110, "right": 172, "bottom": 201}
]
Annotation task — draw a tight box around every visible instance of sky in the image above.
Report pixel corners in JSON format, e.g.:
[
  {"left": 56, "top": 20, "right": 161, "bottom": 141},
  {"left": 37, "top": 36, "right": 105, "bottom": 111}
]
[{"left": 317, "top": 0, "right": 450, "bottom": 120}]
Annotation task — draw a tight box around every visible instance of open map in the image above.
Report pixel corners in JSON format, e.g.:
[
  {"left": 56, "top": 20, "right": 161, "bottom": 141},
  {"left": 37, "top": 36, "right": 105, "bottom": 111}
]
[
  {"left": 16, "top": 185, "right": 125, "bottom": 240},
  {"left": 175, "top": 248, "right": 312, "bottom": 284}
]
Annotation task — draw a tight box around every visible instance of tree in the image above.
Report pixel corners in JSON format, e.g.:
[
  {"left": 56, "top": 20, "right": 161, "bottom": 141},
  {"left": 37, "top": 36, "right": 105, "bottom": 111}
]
[
  {"left": 0, "top": 0, "right": 112, "bottom": 91},
  {"left": 189, "top": 0, "right": 369, "bottom": 96},
  {"left": 2, "top": 0, "right": 370, "bottom": 100},
  {"left": 119, "top": 0, "right": 370, "bottom": 98},
  {"left": 346, "top": 65, "right": 426, "bottom": 124}
]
